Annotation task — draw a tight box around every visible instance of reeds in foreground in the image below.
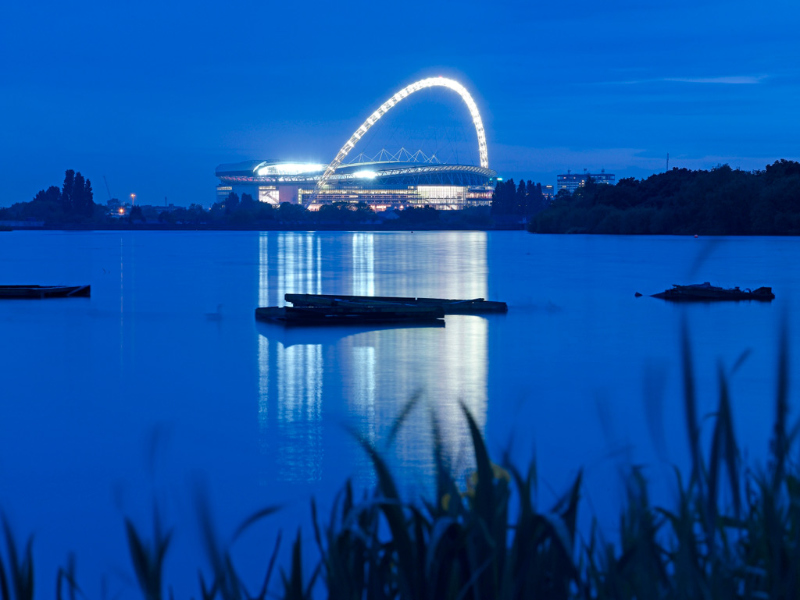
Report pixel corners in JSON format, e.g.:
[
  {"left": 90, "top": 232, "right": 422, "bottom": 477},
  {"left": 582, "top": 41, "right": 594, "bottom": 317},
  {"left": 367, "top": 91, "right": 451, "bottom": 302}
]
[{"left": 0, "top": 325, "right": 797, "bottom": 599}]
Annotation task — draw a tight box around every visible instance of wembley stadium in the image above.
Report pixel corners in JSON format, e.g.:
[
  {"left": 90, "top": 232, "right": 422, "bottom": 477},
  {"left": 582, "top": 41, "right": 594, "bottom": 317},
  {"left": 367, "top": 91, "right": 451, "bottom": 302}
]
[{"left": 215, "top": 77, "right": 498, "bottom": 211}]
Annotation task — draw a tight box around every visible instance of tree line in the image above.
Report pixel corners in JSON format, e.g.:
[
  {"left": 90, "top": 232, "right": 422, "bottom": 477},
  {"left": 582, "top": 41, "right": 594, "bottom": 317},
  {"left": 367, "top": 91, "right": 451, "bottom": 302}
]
[
  {"left": 0, "top": 170, "right": 96, "bottom": 222},
  {"left": 194, "top": 192, "right": 453, "bottom": 227},
  {"left": 529, "top": 160, "right": 800, "bottom": 235},
  {"left": 490, "top": 179, "right": 549, "bottom": 218}
]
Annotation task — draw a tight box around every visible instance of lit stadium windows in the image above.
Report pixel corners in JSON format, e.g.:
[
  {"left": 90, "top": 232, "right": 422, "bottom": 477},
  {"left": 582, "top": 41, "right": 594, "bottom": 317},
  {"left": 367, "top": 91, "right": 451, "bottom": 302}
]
[{"left": 258, "top": 186, "right": 280, "bottom": 204}]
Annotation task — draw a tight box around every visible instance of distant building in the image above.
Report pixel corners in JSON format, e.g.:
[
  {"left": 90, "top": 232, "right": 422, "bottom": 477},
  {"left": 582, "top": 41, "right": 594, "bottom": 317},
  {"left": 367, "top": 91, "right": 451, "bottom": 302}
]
[
  {"left": 557, "top": 170, "right": 615, "bottom": 194},
  {"left": 215, "top": 159, "right": 496, "bottom": 211},
  {"left": 542, "top": 184, "right": 555, "bottom": 202},
  {"left": 106, "top": 198, "right": 128, "bottom": 218}
]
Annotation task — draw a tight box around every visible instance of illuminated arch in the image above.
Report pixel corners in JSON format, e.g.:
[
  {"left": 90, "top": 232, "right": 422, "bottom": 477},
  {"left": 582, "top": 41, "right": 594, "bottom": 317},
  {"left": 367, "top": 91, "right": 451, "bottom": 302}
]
[{"left": 315, "top": 77, "right": 489, "bottom": 193}]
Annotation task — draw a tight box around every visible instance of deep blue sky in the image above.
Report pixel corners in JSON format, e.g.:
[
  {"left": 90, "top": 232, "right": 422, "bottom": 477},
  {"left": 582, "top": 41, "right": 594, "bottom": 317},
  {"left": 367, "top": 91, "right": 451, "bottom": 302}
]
[{"left": 2, "top": 0, "right": 798, "bottom": 207}]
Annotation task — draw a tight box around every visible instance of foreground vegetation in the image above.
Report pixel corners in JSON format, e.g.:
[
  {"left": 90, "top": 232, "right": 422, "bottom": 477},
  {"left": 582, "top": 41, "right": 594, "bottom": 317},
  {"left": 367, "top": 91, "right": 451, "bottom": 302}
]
[
  {"left": 1, "top": 325, "right": 798, "bottom": 599},
  {"left": 530, "top": 160, "right": 800, "bottom": 235}
]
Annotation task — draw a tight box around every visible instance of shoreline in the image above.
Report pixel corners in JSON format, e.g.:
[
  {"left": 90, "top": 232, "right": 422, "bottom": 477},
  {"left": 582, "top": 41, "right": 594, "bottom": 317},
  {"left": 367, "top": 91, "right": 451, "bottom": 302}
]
[{"left": 0, "top": 223, "right": 526, "bottom": 232}]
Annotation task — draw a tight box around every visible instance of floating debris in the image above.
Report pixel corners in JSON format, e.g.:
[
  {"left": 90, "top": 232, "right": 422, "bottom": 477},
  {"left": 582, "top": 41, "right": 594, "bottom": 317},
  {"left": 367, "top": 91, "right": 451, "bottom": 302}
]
[
  {"left": 651, "top": 282, "right": 774, "bottom": 301},
  {"left": 284, "top": 293, "right": 508, "bottom": 314},
  {"left": 0, "top": 285, "right": 90, "bottom": 299}
]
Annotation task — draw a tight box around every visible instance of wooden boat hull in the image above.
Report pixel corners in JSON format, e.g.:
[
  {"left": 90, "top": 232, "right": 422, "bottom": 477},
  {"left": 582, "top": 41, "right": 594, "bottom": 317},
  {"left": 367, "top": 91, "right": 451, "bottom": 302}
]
[
  {"left": 0, "top": 285, "right": 91, "bottom": 299},
  {"left": 255, "top": 305, "right": 445, "bottom": 326},
  {"left": 652, "top": 283, "right": 774, "bottom": 301},
  {"left": 284, "top": 293, "right": 508, "bottom": 314}
]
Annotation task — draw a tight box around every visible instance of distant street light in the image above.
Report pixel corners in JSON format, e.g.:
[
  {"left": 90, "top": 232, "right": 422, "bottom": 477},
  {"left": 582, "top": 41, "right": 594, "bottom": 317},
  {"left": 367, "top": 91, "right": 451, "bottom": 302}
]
[{"left": 130, "top": 193, "right": 136, "bottom": 205}]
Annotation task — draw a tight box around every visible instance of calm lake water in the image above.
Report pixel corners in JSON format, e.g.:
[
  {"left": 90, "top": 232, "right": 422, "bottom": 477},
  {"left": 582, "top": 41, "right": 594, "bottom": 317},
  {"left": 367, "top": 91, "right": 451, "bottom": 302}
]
[{"left": 0, "top": 230, "right": 797, "bottom": 597}]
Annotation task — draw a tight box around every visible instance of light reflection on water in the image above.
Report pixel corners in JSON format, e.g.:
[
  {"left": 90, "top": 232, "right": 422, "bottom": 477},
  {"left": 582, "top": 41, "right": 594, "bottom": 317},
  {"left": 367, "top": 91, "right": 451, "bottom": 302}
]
[
  {"left": 256, "top": 231, "right": 489, "bottom": 489},
  {"left": 3, "top": 231, "right": 796, "bottom": 599}
]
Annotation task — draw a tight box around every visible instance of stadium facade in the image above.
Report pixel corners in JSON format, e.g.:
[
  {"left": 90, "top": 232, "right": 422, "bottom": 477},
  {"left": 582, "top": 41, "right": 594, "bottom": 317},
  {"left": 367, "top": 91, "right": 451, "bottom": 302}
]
[{"left": 215, "top": 77, "right": 498, "bottom": 211}]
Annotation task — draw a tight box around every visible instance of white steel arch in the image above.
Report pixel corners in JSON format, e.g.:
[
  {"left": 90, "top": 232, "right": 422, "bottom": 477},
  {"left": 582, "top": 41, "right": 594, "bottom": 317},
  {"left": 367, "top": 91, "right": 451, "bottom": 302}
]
[{"left": 315, "top": 77, "right": 489, "bottom": 193}]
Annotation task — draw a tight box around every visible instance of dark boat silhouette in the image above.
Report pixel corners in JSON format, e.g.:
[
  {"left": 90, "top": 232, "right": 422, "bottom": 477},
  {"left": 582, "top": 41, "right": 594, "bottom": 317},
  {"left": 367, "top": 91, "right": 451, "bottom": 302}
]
[
  {"left": 284, "top": 293, "right": 508, "bottom": 314},
  {"left": 0, "top": 285, "right": 91, "bottom": 299},
  {"left": 255, "top": 304, "right": 445, "bottom": 326}
]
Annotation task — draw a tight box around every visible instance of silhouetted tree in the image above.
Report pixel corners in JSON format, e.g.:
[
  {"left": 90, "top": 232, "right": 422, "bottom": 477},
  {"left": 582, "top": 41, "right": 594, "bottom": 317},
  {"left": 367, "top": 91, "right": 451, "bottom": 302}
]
[
  {"left": 491, "top": 179, "right": 516, "bottom": 216},
  {"left": 491, "top": 178, "right": 549, "bottom": 219},
  {"left": 529, "top": 160, "right": 800, "bottom": 235},
  {"left": 80, "top": 178, "right": 95, "bottom": 216},
  {"left": 61, "top": 170, "right": 75, "bottom": 212},
  {"left": 532, "top": 182, "right": 545, "bottom": 213},
  {"left": 225, "top": 192, "right": 240, "bottom": 214},
  {"left": 278, "top": 202, "right": 307, "bottom": 221},
  {"left": 33, "top": 186, "right": 61, "bottom": 205},
  {"left": 396, "top": 205, "right": 439, "bottom": 225},
  {"left": 71, "top": 172, "right": 85, "bottom": 217},
  {"left": 129, "top": 205, "right": 144, "bottom": 223},
  {"left": 514, "top": 180, "right": 527, "bottom": 216}
]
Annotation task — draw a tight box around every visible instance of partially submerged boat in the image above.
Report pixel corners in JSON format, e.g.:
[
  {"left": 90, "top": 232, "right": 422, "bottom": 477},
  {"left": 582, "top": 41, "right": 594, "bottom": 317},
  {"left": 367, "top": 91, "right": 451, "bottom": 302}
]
[
  {"left": 284, "top": 293, "right": 508, "bottom": 314},
  {"left": 652, "top": 282, "right": 774, "bottom": 301},
  {"left": 255, "top": 304, "right": 445, "bottom": 326},
  {"left": 0, "top": 285, "right": 91, "bottom": 299}
]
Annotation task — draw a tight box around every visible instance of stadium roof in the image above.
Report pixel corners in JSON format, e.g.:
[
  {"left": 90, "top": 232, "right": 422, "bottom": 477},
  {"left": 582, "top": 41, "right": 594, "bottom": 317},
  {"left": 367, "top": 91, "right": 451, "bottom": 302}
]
[{"left": 216, "top": 160, "right": 497, "bottom": 186}]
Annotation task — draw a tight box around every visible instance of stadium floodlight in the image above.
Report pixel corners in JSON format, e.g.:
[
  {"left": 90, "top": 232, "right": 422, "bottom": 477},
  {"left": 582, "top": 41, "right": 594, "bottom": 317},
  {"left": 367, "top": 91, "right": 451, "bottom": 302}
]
[
  {"left": 314, "top": 77, "right": 489, "bottom": 196},
  {"left": 257, "top": 163, "right": 327, "bottom": 176}
]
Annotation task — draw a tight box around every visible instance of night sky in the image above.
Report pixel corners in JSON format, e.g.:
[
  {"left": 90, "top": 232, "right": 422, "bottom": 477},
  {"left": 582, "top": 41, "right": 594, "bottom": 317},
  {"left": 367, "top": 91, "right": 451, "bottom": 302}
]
[{"left": 2, "top": 0, "right": 798, "bottom": 207}]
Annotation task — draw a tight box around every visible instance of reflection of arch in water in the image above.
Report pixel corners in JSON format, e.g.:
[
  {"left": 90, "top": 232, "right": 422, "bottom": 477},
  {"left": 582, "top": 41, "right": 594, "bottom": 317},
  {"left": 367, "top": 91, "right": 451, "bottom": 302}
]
[
  {"left": 256, "top": 231, "right": 490, "bottom": 487},
  {"left": 352, "top": 233, "right": 374, "bottom": 297},
  {"left": 276, "top": 343, "right": 323, "bottom": 482},
  {"left": 258, "top": 232, "right": 323, "bottom": 308},
  {"left": 257, "top": 232, "right": 325, "bottom": 483},
  {"left": 316, "top": 77, "right": 489, "bottom": 193},
  {"left": 339, "top": 316, "right": 488, "bottom": 491}
]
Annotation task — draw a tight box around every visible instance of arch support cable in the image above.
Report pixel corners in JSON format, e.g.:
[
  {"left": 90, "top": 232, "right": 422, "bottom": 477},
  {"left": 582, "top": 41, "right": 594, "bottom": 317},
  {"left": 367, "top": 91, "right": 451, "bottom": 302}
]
[{"left": 314, "top": 77, "right": 489, "bottom": 197}]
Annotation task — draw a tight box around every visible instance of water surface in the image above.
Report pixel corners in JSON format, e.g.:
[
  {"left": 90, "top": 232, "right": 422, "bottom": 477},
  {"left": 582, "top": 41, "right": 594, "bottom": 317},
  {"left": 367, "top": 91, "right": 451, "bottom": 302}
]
[{"left": 0, "top": 230, "right": 795, "bottom": 597}]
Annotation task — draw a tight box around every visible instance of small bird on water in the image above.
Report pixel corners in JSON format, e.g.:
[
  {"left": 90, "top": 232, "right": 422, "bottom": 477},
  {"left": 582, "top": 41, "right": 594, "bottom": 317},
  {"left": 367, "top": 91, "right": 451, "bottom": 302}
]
[{"left": 205, "top": 304, "right": 223, "bottom": 321}]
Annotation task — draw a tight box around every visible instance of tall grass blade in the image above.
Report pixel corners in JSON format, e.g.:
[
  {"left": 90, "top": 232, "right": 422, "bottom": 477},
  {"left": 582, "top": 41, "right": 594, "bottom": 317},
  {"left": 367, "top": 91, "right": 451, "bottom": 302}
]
[
  {"left": 730, "top": 348, "right": 752, "bottom": 375},
  {"left": 431, "top": 409, "right": 460, "bottom": 518},
  {"left": 1, "top": 517, "right": 34, "bottom": 600},
  {"left": 385, "top": 391, "right": 422, "bottom": 449},
  {"left": 721, "top": 368, "right": 741, "bottom": 516},
  {"left": 282, "top": 530, "right": 305, "bottom": 600},
  {"left": 197, "top": 572, "right": 216, "bottom": 600},
  {"left": 643, "top": 361, "right": 669, "bottom": 460},
  {"left": 708, "top": 362, "right": 742, "bottom": 537},
  {"left": 0, "top": 549, "right": 9, "bottom": 600},
  {"left": 195, "top": 488, "right": 239, "bottom": 600},
  {"left": 124, "top": 516, "right": 171, "bottom": 600},
  {"left": 230, "top": 506, "right": 281, "bottom": 544},
  {"left": 351, "top": 430, "right": 418, "bottom": 598},
  {"left": 772, "top": 316, "right": 789, "bottom": 491},
  {"left": 255, "top": 531, "right": 281, "bottom": 600},
  {"left": 680, "top": 318, "right": 703, "bottom": 494},
  {"left": 460, "top": 402, "right": 493, "bottom": 524},
  {"left": 56, "top": 553, "right": 80, "bottom": 600}
]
